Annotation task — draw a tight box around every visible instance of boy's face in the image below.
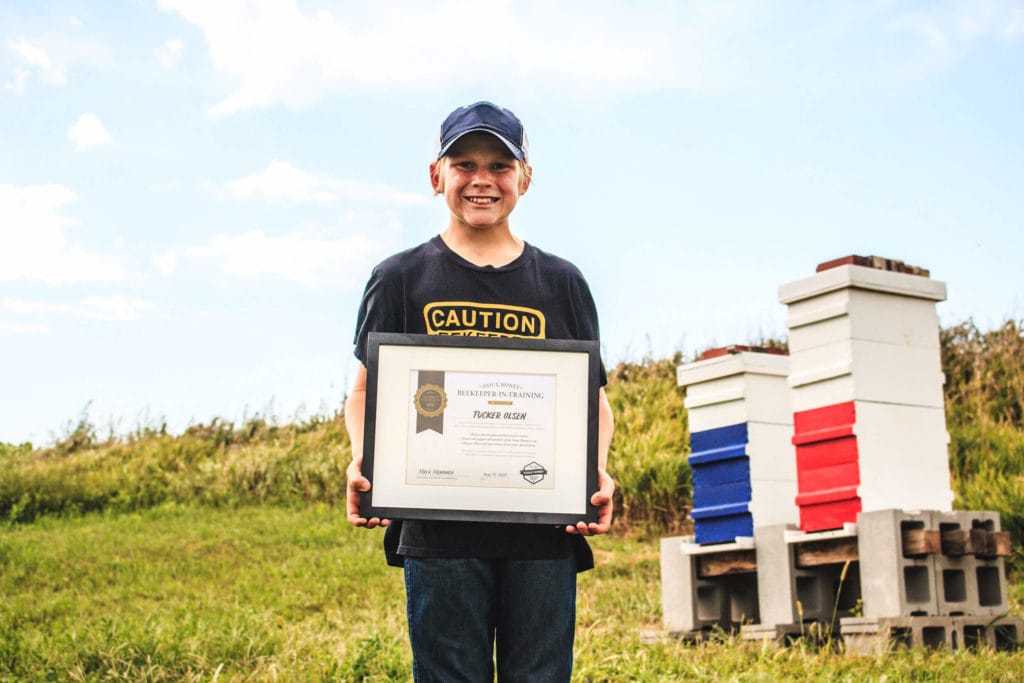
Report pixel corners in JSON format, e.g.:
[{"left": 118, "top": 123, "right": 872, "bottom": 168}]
[{"left": 430, "top": 132, "right": 530, "bottom": 233}]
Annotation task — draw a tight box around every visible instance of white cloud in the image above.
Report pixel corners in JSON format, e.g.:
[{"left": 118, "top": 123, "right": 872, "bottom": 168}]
[
  {"left": 155, "top": 212, "right": 402, "bottom": 289},
  {"left": 157, "top": 0, "right": 708, "bottom": 117},
  {"left": 0, "top": 183, "right": 131, "bottom": 285},
  {"left": 0, "top": 321, "right": 50, "bottom": 335},
  {"left": 6, "top": 39, "right": 67, "bottom": 94},
  {"left": 208, "top": 160, "right": 430, "bottom": 206},
  {"left": 2, "top": 296, "right": 154, "bottom": 322},
  {"left": 156, "top": 38, "right": 185, "bottom": 68},
  {"left": 68, "top": 113, "right": 113, "bottom": 151},
  {"left": 886, "top": 1, "right": 1024, "bottom": 53}
]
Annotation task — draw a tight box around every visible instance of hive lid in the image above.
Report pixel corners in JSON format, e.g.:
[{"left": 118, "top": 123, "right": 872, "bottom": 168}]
[
  {"left": 678, "top": 347, "right": 790, "bottom": 387},
  {"left": 779, "top": 256, "right": 946, "bottom": 305}
]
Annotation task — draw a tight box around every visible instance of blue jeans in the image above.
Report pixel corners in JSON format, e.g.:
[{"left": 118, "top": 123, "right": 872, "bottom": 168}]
[{"left": 403, "top": 556, "right": 577, "bottom": 682}]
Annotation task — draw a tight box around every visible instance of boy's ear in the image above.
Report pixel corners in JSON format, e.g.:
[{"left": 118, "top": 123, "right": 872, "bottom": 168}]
[
  {"left": 519, "top": 165, "right": 532, "bottom": 195},
  {"left": 429, "top": 162, "right": 442, "bottom": 194}
]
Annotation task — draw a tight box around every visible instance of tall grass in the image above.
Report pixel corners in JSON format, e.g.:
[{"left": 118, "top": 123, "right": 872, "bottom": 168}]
[
  {"left": 603, "top": 355, "right": 690, "bottom": 535},
  {"left": 941, "top": 319, "right": 1024, "bottom": 565},
  {"left": 2, "top": 318, "right": 1023, "bottom": 554},
  {"left": 0, "top": 415, "right": 350, "bottom": 524}
]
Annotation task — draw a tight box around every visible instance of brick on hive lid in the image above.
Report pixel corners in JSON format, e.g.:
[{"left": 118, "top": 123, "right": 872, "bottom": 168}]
[
  {"left": 815, "top": 255, "right": 930, "bottom": 278},
  {"left": 699, "top": 344, "right": 788, "bottom": 361}
]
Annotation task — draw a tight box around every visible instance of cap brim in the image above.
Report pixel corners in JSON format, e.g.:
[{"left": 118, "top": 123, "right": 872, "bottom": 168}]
[{"left": 437, "top": 127, "right": 525, "bottom": 161}]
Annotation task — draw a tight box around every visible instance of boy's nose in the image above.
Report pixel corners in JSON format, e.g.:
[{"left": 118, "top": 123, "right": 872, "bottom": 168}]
[{"left": 471, "top": 168, "right": 494, "bottom": 184}]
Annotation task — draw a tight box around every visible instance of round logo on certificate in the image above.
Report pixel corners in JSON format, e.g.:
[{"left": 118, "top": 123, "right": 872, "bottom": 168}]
[{"left": 414, "top": 384, "right": 448, "bottom": 418}]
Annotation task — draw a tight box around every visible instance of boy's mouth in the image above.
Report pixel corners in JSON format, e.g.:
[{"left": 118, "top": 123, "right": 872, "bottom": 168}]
[{"left": 465, "top": 196, "right": 498, "bottom": 205}]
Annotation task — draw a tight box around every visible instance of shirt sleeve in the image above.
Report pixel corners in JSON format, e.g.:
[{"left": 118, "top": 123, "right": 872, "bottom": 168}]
[
  {"left": 567, "top": 268, "right": 608, "bottom": 387},
  {"left": 352, "top": 263, "right": 404, "bottom": 365}
]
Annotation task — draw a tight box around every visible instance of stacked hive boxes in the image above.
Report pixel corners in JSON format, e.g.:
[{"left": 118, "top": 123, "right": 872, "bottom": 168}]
[
  {"left": 676, "top": 346, "right": 797, "bottom": 544},
  {"left": 778, "top": 256, "right": 955, "bottom": 532},
  {"left": 660, "top": 256, "right": 1019, "bottom": 649}
]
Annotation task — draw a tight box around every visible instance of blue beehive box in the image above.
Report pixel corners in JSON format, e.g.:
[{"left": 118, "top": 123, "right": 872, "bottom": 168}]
[{"left": 690, "top": 423, "right": 753, "bottom": 543}]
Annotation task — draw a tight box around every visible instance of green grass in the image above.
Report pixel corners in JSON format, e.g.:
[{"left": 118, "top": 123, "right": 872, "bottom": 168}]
[
  {"left": 0, "top": 504, "right": 408, "bottom": 681},
  {"left": 2, "top": 505, "right": 1022, "bottom": 681},
  {"left": 3, "top": 318, "right": 1024, "bottom": 679}
]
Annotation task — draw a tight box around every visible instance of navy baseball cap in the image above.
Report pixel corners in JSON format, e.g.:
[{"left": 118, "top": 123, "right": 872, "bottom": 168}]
[{"left": 436, "top": 101, "right": 529, "bottom": 161}]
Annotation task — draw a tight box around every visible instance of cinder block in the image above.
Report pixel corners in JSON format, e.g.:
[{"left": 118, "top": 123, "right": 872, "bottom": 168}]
[
  {"left": 754, "top": 524, "right": 801, "bottom": 628},
  {"left": 739, "top": 622, "right": 811, "bottom": 646},
  {"left": 660, "top": 535, "right": 696, "bottom": 633},
  {"left": 931, "top": 511, "right": 1009, "bottom": 617},
  {"left": 754, "top": 524, "right": 861, "bottom": 632},
  {"left": 840, "top": 616, "right": 956, "bottom": 654},
  {"left": 856, "top": 509, "right": 938, "bottom": 618},
  {"left": 660, "top": 536, "right": 759, "bottom": 635},
  {"left": 956, "top": 616, "right": 1023, "bottom": 651},
  {"left": 841, "top": 615, "right": 1023, "bottom": 653}
]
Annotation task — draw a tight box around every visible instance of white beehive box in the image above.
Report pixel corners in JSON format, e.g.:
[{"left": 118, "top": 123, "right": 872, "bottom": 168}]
[
  {"left": 678, "top": 348, "right": 793, "bottom": 431},
  {"left": 779, "top": 259, "right": 947, "bottom": 411},
  {"left": 678, "top": 348, "right": 798, "bottom": 528}
]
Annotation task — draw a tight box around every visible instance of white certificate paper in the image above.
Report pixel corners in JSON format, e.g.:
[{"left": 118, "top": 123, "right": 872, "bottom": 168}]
[{"left": 407, "top": 370, "right": 557, "bottom": 489}]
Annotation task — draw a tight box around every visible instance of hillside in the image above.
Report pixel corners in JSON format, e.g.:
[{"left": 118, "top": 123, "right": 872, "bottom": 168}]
[{"left": 2, "top": 318, "right": 1022, "bottom": 564}]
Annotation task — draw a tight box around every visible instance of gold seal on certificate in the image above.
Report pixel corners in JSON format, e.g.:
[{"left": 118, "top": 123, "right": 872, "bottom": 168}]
[{"left": 413, "top": 384, "right": 447, "bottom": 417}]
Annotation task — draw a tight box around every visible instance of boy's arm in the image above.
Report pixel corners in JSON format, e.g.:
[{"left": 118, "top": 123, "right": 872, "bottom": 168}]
[
  {"left": 567, "top": 386, "right": 615, "bottom": 536},
  {"left": 344, "top": 363, "right": 389, "bottom": 528}
]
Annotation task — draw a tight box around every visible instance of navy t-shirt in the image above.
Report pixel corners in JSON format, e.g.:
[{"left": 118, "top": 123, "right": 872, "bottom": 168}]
[{"left": 353, "top": 235, "right": 606, "bottom": 565}]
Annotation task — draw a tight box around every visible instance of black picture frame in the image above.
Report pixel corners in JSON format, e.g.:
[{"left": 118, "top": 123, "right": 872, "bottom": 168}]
[{"left": 360, "top": 332, "right": 600, "bottom": 525}]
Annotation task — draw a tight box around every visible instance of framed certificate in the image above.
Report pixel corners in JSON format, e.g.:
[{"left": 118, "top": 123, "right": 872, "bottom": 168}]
[{"left": 360, "top": 332, "right": 601, "bottom": 525}]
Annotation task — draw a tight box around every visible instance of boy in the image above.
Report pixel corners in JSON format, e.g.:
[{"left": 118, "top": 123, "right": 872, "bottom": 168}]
[{"left": 345, "top": 101, "right": 614, "bottom": 682}]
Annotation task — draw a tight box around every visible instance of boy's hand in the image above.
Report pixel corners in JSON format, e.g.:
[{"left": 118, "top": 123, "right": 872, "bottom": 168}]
[
  {"left": 565, "top": 467, "right": 614, "bottom": 536},
  {"left": 347, "top": 456, "right": 389, "bottom": 528}
]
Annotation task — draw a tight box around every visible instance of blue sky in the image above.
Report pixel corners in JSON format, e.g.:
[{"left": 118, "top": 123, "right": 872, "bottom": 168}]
[{"left": 2, "top": 1, "right": 1022, "bottom": 446}]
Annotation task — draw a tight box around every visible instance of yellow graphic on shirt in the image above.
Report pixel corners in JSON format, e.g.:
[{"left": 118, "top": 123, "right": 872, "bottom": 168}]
[{"left": 423, "top": 301, "right": 546, "bottom": 339}]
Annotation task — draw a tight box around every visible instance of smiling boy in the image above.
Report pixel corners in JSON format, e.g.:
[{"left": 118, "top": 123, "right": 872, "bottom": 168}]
[{"left": 345, "top": 101, "right": 614, "bottom": 682}]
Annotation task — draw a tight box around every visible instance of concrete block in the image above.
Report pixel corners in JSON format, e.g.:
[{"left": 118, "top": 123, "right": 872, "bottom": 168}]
[
  {"left": 739, "top": 622, "right": 811, "bottom": 646},
  {"left": 660, "top": 536, "right": 759, "bottom": 635},
  {"left": 956, "top": 616, "right": 1023, "bottom": 651},
  {"left": 660, "top": 535, "right": 696, "bottom": 633},
  {"left": 931, "top": 511, "right": 1009, "bottom": 617},
  {"left": 841, "top": 615, "right": 1023, "bottom": 653},
  {"left": 754, "top": 524, "right": 801, "bottom": 628},
  {"left": 840, "top": 616, "right": 956, "bottom": 654},
  {"left": 754, "top": 524, "right": 862, "bottom": 631},
  {"left": 856, "top": 509, "right": 938, "bottom": 618}
]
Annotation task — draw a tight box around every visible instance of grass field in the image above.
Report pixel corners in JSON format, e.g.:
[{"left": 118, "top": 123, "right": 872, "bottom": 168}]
[
  {"left": 2, "top": 504, "right": 1022, "bottom": 681},
  {"left": 3, "top": 320, "right": 1023, "bottom": 680}
]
